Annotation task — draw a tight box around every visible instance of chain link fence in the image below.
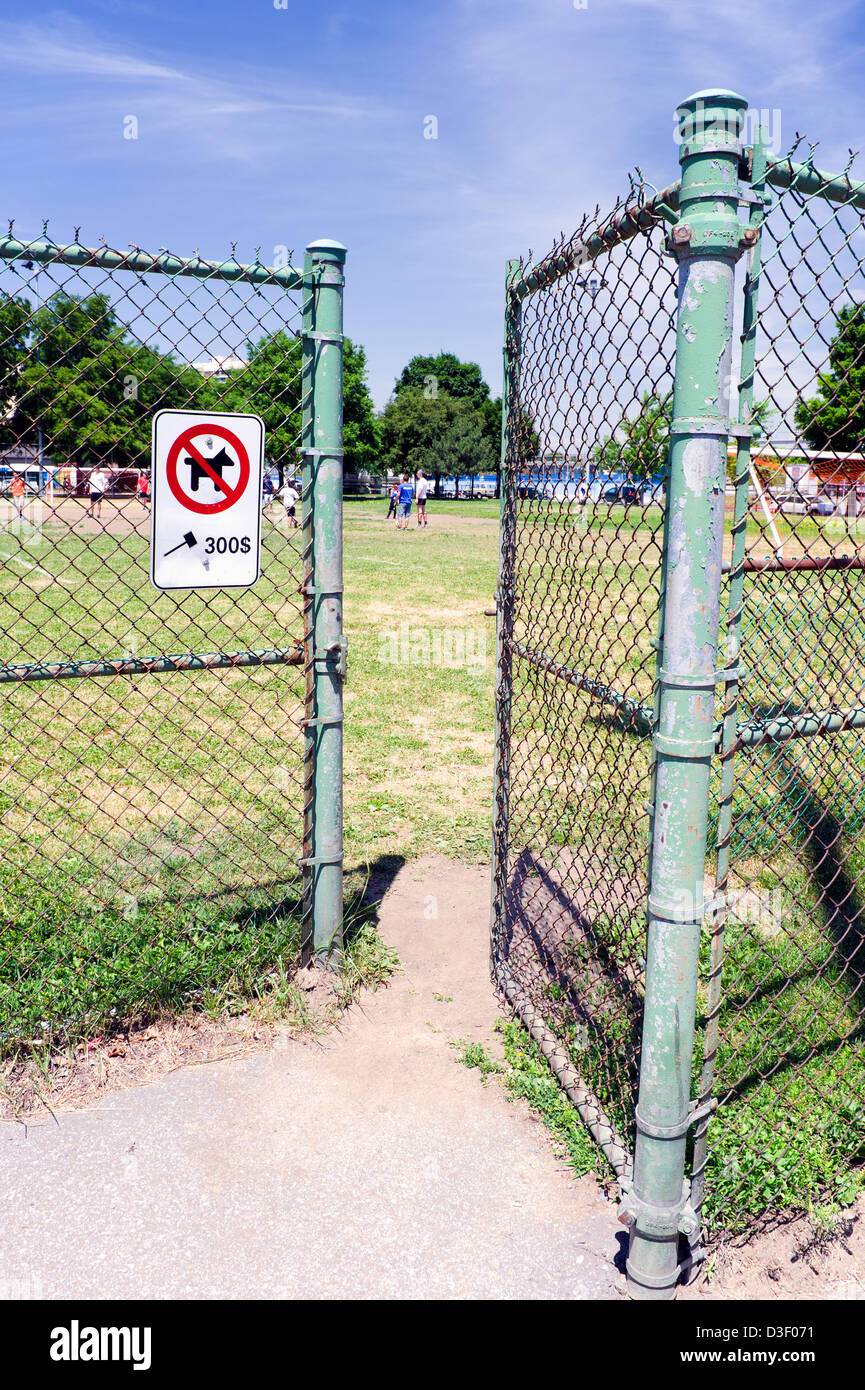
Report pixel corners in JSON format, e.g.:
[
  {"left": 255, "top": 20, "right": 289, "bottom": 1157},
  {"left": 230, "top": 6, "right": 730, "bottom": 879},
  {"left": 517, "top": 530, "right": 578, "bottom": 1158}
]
[
  {"left": 0, "top": 225, "right": 341, "bottom": 1062},
  {"left": 492, "top": 100, "right": 865, "bottom": 1286},
  {"left": 491, "top": 184, "right": 678, "bottom": 1179},
  {"left": 693, "top": 144, "right": 865, "bottom": 1239}
]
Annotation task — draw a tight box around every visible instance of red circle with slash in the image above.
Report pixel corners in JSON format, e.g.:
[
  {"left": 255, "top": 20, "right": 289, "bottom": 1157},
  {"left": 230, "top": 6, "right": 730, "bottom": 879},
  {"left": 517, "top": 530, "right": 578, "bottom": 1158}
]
[{"left": 165, "top": 422, "right": 250, "bottom": 516}]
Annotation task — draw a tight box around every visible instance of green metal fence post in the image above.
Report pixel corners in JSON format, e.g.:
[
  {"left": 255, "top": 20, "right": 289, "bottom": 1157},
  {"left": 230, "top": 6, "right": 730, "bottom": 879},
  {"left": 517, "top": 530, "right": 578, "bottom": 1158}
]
[
  {"left": 691, "top": 125, "right": 770, "bottom": 1220},
  {"left": 490, "top": 261, "right": 521, "bottom": 966},
  {"left": 622, "top": 90, "right": 750, "bottom": 1300},
  {"left": 303, "top": 238, "right": 347, "bottom": 965}
]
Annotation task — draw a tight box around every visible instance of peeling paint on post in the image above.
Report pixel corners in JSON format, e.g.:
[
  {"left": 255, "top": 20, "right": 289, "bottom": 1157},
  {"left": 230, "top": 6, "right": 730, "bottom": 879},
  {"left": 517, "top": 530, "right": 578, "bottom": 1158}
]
[
  {"left": 622, "top": 91, "right": 749, "bottom": 1300},
  {"left": 303, "top": 239, "right": 346, "bottom": 964}
]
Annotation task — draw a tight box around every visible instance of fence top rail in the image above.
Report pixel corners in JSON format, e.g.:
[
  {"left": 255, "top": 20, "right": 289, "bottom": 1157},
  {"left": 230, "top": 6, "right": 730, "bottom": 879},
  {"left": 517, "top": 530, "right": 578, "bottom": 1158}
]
[
  {"left": 510, "top": 177, "right": 681, "bottom": 301},
  {"left": 0, "top": 234, "right": 304, "bottom": 291},
  {"left": 511, "top": 148, "right": 865, "bottom": 305},
  {"left": 763, "top": 153, "right": 865, "bottom": 213}
]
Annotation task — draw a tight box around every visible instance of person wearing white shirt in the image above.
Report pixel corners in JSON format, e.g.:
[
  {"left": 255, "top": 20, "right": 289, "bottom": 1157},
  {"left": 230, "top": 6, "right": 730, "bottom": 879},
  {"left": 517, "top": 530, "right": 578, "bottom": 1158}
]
[
  {"left": 415, "top": 470, "right": 429, "bottom": 528},
  {"left": 88, "top": 465, "right": 111, "bottom": 519},
  {"left": 281, "top": 480, "right": 300, "bottom": 527}
]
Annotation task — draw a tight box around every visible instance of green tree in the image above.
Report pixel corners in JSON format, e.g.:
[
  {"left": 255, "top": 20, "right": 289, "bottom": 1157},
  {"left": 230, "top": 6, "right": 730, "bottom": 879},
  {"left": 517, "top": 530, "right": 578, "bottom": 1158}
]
[
  {"left": 794, "top": 303, "right": 865, "bottom": 450},
  {"left": 594, "top": 391, "right": 672, "bottom": 481},
  {"left": 13, "top": 292, "right": 212, "bottom": 466},
  {"left": 395, "top": 352, "right": 491, "bottom": 410},
  {"left": 480, "top": 395, "right": 502, "bottom": 454},
  {"left": 378, "top": 388, "right": 495, "bottom": 494},
  {"left": 378, "top": 387, "right": 453, "bottom": 492},
  {"left": 216, "top": 330, "right": 301, "bottom": 474},
  {"left": 342, "top": 340, "right": 378, "bottom": 476},
  {"left": 218, "top": 331, "right": 376, "bottom": 478},
  {"left": 438, "top": 399, "right": 496, "bottom": 493},
  {"left": 6, "top": 291, "right": 376, "bottom": 478},
  {"left": 0, "top": 294, "right": 31, "bottom": 443}
]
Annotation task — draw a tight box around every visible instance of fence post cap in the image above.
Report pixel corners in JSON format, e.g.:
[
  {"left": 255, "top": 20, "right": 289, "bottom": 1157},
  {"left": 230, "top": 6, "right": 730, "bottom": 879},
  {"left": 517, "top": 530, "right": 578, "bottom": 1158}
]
[
  {"left": 306, "top": 238, "right": 347, "bottom": 260},
  {"left": 678, "top": 88, "right": 748, "bottom": 109}
]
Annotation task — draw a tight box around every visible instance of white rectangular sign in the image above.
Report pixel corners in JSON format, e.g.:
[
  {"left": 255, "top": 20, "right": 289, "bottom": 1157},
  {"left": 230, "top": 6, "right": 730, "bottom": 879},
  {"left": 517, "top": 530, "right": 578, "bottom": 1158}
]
[{"left": 150, "top": 409, "right": 265, "bottom": 591}]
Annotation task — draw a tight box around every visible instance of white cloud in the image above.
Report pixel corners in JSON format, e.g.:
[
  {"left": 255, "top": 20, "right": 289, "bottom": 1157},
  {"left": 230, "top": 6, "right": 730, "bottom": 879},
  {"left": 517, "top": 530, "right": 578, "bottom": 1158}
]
[
  {"left": 3, "top": 1, "right": 865, "bottom": 408},
  {"left": 0, "top": 21, "right": 184, "bottom": 81}
]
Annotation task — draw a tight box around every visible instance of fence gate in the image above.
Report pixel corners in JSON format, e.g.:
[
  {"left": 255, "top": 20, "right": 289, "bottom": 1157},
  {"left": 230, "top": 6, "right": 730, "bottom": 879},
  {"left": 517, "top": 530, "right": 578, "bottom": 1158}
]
[
  {"left": 0, "top": 228, "right": 345, "bottom": 1070},
  {"left": 492, "top": 89, "right": 865, "bottom": 1299}
]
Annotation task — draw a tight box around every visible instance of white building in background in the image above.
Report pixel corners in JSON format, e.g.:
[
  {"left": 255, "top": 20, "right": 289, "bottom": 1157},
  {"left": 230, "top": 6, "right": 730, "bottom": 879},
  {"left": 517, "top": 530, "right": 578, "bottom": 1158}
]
[{"left": 192, "top": 355, "right": 247, "bottom": 382}]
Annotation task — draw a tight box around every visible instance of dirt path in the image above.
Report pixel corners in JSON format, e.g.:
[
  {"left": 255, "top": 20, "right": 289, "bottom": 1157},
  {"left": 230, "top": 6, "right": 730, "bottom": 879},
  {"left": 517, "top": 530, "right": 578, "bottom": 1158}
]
[{"left": 0, "top": 855, "right": 623, "bottom": 1300}]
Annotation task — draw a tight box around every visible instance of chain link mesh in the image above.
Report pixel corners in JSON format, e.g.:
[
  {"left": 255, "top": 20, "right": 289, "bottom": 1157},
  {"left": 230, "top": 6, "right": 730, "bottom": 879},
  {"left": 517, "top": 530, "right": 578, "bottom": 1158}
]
[
  {"left": 694, "top": 151, "right": 865, "bottom": 1239},
  {"left": 0, "top": 227, "right": 309, "bottom": 1057},
  {"left": 491, "top": 186, "right": 677, "bottom": 1177},
  {"left": 493, "top": 152, "right": 865, "bottom": 1242}
]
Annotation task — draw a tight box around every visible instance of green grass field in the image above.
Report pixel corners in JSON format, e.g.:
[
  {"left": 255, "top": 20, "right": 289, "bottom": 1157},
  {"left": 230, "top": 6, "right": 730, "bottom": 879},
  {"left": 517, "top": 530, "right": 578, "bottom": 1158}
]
[{"left": 0, "top": 497, "right": 499, "bottom": 1059}]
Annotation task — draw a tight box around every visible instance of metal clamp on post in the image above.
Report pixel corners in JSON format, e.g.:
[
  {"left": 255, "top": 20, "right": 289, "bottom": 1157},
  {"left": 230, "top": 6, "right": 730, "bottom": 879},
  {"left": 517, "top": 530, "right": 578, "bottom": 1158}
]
[
  {"left": 669, "top": 415, "right": 732, "bottom": 436},
  {"left": 302, "top": 582, "right": 344, "bottom": 597},
  {"left": 653, "top": 730, "right": 717, "bottom": 759},
  {"left": 619, "top": 1177, "right": 700, "bottom": 1242},
  {"left": 659, "top": 665, "right": 744, "bottom": 688},
  {"left": 658, "top": 668, "right": 715, "bottom": 690},
  {"left": 313, "top": 637, "right": 348, "bottom": 682},
  {"left": 635, "top": 1098, "right": 717, "bottom": 1143},
  {"left": 647, "top": 891, "right": 704, "bottom": 923}
]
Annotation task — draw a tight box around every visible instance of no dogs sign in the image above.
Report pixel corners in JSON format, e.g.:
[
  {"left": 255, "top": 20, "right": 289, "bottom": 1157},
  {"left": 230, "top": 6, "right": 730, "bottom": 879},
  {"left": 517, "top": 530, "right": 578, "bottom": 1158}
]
[{"left": 150, "top": 409, "right": 264, "bottom": 590}]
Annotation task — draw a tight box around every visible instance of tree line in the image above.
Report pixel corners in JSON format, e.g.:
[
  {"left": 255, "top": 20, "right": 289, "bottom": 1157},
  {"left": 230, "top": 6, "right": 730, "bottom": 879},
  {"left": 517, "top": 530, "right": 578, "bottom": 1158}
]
[
  {"left": 0, "top": 289, "right": 378, "bottom": 477},
  {"left": 2, "top": 286, "right": 862, "bottom": 486},
  {"left": 0, "top": 293, "right": 500, "bottom": 490}
]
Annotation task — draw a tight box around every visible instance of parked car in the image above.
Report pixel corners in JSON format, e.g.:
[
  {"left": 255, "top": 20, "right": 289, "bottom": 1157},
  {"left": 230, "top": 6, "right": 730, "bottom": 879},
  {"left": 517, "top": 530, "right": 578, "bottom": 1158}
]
[
  {"left": 601, "top": 481, "right": 640, "bottom": 506},
  {"left": 808, "top": 497, "right": 835, "bottom": 516}
]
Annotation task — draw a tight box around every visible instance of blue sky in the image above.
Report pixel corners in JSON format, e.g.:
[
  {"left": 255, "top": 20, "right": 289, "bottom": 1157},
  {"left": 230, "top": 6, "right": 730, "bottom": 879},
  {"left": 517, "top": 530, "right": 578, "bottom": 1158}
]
[{"left": 2, "top": 0, "right": 864, "bottom": 407}]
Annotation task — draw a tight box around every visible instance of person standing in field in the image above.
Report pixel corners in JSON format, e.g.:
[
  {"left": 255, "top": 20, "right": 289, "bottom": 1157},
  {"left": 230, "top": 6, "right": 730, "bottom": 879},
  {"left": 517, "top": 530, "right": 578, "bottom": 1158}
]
[
  {"left": 281, "top": 477, "right": 300, "bottom": 528},
  {"left": 386, "top": 480, "right": 399, "bottom": 522},
  {"left": 10, "top": 471, "right": 26, "bottom": 521},
  {"left": 396, "top": 473, "right": 414, "bottom": 530},
  {"left": 137, "top": 471, "right": 150, "bottom": 507},
  {"left": 88, "top": 464, "right": 111, "bottom": 519},
  {"left": 415, "top": 470, "right": 429, "bottom": 528}
]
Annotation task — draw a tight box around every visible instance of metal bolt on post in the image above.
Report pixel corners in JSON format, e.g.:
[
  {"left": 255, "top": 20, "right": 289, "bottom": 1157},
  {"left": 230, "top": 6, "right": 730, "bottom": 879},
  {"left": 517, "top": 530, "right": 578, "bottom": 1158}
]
[
  {"left": 301, "top": 238, "right": 347, "bottom": 966},
  {"left": 622, "top": 91, "right": 749, "bottom": 1300}
]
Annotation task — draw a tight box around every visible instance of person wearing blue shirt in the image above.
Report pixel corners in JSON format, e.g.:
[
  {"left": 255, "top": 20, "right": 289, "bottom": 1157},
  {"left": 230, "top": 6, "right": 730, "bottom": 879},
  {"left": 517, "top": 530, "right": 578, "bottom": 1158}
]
[{"left": 396, "top": 473, "right": 414, "bottom": 530}]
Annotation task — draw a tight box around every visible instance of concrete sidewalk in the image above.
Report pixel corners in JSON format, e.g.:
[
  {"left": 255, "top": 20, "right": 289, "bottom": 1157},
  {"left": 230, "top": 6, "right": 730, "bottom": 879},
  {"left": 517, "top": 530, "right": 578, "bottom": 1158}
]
[{"left": 0, "top": 856, "right": 623, "bottom": 1300}]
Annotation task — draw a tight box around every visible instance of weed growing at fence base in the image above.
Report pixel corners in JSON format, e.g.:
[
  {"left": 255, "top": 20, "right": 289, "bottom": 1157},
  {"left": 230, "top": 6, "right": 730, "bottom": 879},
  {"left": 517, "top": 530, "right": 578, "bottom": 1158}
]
[{"left": 455, "top": 1017, "right": 608, "bottom": 1180}]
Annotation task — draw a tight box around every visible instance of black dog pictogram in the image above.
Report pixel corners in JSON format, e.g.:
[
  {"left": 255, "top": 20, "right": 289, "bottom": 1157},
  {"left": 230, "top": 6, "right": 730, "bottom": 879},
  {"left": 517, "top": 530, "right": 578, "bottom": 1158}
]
[{"left": 183, "top": 446, "right": 235, "bottom": 493}]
